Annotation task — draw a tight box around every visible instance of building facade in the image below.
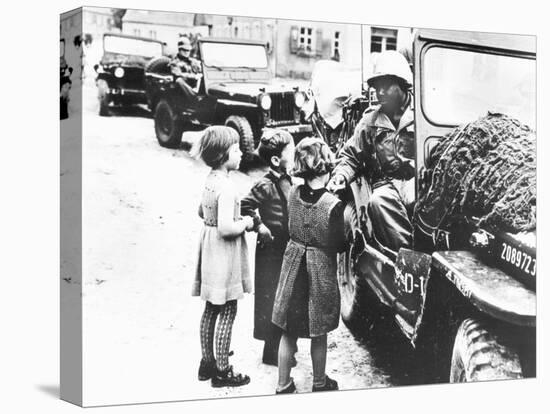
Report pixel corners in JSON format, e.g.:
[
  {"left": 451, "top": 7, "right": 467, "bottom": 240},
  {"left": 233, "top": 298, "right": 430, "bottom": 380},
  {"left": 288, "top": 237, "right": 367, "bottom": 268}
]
[
  {"left": 274, "top": 20, "right": 362, "bottom": 79},
  {"left": 122, "top": 10, "right": 209, "bottom": 55},
  {"left": 65, "top": 8, "right": 414, "bottom": 84}
]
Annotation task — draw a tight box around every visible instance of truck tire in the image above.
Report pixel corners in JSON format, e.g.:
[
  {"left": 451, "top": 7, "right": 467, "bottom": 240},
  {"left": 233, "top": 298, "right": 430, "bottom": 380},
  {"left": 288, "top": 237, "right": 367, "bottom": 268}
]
[
  {"left": 145, "top": 56, "right": 171, "bottom": 75},
  {"left": 450, "top": 318, "right": 523, "bottom": 382},
  {"left": 97, "top": 79, "right": 111, "bottom": 117},
  {"left": 224, "top": 116, "right": 255, "bottom": 164},
  {"left": 338, "top": 202, "right": 380, "bottom": 329},
  {"left": 154, "top": 100, "right": 183, "bottom": 148}
]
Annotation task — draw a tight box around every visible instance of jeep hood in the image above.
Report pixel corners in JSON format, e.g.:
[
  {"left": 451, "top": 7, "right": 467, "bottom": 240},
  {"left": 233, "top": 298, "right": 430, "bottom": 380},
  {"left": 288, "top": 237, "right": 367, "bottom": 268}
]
[
  {"left": 100, "top": 52, "right": 149, "bottom": 69},
  {"left": 208, "top": 82, "right": 299, "bottom": 103}
]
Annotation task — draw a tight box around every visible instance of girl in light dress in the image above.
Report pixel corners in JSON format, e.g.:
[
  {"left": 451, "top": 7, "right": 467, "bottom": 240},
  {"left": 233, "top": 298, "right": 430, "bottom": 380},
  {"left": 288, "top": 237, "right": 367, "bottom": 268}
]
[{"left": 192, "top": 126, "right": 253, "bottom": 388}]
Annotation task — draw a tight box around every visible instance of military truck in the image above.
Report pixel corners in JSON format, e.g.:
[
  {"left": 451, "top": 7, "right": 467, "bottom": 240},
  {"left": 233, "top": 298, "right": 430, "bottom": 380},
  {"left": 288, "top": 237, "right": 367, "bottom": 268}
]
[
  {"left": 143, "top": 37, "right": 312, "bottom": 158},
  {"left": 337, "top": 30, "right": 536, "bottom": 382},
  {"left": 95, "top": 33, "right": 165, "bottom": 116}
]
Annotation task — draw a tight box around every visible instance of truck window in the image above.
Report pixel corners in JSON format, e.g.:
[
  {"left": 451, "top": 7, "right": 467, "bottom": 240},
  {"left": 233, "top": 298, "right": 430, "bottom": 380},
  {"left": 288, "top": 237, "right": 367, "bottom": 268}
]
[
  {"left": 422, "top": 47, "right": 535, "bottom": 129},
  {"left": 202, "top": 43, "right": 268, "bottom": 69}
]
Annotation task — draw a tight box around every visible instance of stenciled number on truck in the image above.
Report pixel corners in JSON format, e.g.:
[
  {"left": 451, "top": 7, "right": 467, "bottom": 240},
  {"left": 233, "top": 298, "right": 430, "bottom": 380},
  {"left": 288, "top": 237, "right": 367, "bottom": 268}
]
[
  {"left": 500, "top": 242, "right": 536, "bottom": 276},
  {"left": 395, "top": 268, "right": 428, "bottom": 297}
]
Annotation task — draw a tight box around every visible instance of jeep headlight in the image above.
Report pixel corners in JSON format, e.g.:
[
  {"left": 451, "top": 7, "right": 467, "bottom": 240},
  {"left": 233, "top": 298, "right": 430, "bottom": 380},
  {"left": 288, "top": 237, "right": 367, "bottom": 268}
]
[
  {"left": 294, "top": 91, "right": 306, "bottom": 108},
  {"left": 260, "top": 94, "right": 272, "bottom": 111},
  {"left": 114, "top": 67, "right": 125, "bottom": 78}
]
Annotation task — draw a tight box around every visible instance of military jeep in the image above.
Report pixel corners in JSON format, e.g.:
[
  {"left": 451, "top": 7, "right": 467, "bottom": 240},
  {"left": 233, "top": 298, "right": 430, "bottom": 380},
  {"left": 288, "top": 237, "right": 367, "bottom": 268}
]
[
  {"left": 144, "top": 37, "right": 312, "bottom": 157},
  {"left": 95, "top": 33, "right": 165, "bottom": 116},
  {"left": 337, "top": 30, "right": 536, "bottom": 382}
]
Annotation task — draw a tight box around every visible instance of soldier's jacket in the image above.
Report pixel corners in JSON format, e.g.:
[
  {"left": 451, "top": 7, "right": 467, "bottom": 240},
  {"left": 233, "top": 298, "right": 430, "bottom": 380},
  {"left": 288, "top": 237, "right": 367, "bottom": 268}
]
[
  {"left": 169, "top": 55, "right": 202, "bottom": 87},
  {"left": 333, "top": 100, "right": 415, "bottom": 184}
]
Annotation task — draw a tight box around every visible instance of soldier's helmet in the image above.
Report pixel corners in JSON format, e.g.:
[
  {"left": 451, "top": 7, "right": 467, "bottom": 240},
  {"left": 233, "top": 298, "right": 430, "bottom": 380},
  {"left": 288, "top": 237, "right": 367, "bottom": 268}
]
[
  {"left": 366, "top": 50, "right": 412, "bottom": 89},
  {"left": 177, "top": 37, "right": 192, "bottom": 50}
]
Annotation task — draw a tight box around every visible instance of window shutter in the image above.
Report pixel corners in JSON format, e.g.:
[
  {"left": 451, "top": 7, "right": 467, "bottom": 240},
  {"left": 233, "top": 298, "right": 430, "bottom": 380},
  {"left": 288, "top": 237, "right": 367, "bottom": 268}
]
[
  {"left": 315, "top": 28, "right": 323, "bottom": 56},
  {"left": 289, "top": 25, "right": 299, "bottom": 53}
]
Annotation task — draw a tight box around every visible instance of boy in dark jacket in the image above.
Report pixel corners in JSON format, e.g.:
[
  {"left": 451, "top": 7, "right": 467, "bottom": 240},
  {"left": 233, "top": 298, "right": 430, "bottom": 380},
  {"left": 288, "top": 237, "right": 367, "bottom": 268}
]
[{"left": 241, "top": 129, "right": 295, "bottom": 366}]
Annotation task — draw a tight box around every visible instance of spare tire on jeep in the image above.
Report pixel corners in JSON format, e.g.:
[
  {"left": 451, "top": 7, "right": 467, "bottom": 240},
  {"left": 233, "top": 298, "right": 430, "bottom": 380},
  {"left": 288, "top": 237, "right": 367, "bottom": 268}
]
[{"left": 145, "top": 56, "right": 171, "bottom": 75}]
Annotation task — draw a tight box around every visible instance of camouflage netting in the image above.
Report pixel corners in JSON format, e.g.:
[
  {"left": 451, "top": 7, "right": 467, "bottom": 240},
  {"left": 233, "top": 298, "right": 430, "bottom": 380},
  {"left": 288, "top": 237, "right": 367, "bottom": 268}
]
[{"left": 415, "top": 112, "right": 536, "bottom": 233}]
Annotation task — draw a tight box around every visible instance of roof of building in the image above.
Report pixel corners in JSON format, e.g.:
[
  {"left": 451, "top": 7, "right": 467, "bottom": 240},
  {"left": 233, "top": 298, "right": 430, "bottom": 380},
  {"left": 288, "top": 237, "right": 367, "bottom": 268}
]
[{"left": 122, "top": 10, "right": 195, "bottom": 27}]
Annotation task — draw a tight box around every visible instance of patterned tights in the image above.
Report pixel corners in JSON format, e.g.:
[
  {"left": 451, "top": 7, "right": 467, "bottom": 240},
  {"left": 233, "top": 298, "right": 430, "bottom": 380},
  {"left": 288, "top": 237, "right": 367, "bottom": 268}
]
[{"left": 200, "top": 300, "right": 237, "bottom": 371}]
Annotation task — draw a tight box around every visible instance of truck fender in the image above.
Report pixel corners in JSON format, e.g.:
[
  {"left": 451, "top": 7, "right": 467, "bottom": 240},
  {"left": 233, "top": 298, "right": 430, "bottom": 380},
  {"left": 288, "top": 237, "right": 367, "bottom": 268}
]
[{"left": 431, "top": 250, "right": 536, "bottom": 327}]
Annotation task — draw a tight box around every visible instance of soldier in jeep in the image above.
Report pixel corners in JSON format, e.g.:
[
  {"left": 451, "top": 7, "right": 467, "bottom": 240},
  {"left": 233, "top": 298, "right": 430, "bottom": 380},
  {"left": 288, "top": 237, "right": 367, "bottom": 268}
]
[
  {"left": 327, "top": 51, "right": 415, "bottom": 253},
  {"left": 170, "top": 36, "right": 203, "bottom": 104}
]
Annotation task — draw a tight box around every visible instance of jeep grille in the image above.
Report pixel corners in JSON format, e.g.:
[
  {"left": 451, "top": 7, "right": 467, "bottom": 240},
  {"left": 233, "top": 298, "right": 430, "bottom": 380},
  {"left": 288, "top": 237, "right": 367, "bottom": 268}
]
[
  {"left": 269, "top": 92, "right": 295, "bottom": 124},
  {"left": 114, "top": 67, "right": 145, "bottom": 90}
]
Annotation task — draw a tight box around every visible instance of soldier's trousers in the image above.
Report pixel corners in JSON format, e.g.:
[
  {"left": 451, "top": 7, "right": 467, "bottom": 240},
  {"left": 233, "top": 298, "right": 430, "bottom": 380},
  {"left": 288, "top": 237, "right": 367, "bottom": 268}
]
[
  {"left": 368, "top": 180, "right": 413, "bottom": 253},
  {"left": 175, "top": 77, "right": 197, "bottom": 101}
]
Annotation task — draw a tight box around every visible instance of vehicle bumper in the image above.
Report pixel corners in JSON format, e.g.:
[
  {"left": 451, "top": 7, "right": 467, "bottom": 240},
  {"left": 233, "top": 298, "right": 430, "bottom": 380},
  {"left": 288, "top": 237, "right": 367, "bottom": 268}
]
[{"left": 108, "top": 88, "right": 147, "bottom": 104}]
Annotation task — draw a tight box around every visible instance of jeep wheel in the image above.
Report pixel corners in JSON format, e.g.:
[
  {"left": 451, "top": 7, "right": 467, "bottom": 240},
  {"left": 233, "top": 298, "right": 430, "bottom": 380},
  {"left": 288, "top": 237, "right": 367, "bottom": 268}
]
[
  {"left": 338, "top": 202, "right": 379, "bottom": 329},
  {"left": 224, "top": 116, "right": 255, "bottom": 164},
  {"left": 97, "top": 79, "right": 111, "bottom": 117},
  {"left": 450, "top": 318, "right": 523, "bottom": 382},
  {"left": 154, "top": 100, "right": 183, "bottom": 148}
]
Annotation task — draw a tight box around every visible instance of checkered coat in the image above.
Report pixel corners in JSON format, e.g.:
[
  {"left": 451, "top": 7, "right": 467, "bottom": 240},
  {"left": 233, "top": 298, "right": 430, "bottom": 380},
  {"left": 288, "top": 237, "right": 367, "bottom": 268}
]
[{"left": 272, "top": 185, "right": 345, "bottom": 337}]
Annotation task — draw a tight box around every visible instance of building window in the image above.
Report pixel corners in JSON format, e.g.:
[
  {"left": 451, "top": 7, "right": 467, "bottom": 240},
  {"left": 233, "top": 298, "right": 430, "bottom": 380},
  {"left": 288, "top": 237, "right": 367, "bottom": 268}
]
[
  {"left": 234, "top": 26, "right": 239, "bottom": 37},
  {"left": 371, "top": 27, "right": 397, "bottom": 52},
  {"left": 134, "top": 28, "right": 141, "bottom": 37},
  {"left": 253, "top": 22, "right": 261, "bottom": 39},
  {"left": 298, "top": 26, "right": 315, "bottom": 52},
  {"left": 149, "top": 30, "right": 156, "bottom": 39},
  {"left": 333, "top": 31, "right": 340, "bottom": 60}
]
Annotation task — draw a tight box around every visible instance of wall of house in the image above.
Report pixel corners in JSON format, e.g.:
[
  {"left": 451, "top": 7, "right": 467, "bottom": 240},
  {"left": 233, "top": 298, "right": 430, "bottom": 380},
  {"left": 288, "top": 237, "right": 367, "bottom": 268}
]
[
  {"left": 362, "top": 25, "right": 414, "bottom": 80},
  {"left": 274, "top": 20, "right": 362, "bottom": 79}
]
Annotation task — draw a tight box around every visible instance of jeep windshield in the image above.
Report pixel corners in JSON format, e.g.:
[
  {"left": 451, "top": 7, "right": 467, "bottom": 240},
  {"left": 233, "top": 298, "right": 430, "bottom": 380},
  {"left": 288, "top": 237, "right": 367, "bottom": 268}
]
[
  {"left": 103, "top": 35, "right": 162, "bottom": 58},
  {"left": 202, "top": 42, "right": 268, "bottom": 69},
  {"left": 422, "top": 47, "right": 536, "bottom": 129}
]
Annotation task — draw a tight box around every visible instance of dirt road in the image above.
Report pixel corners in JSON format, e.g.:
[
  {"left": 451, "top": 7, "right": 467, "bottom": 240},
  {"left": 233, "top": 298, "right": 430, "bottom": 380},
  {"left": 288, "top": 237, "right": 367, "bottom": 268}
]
[{"left": 75, "top": 80, "right": 423, "bottom": 407}]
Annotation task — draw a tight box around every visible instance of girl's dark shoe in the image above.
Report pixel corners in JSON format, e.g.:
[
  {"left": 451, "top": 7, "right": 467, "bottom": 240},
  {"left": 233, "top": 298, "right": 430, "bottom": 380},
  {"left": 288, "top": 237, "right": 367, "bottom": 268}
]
[
  {"left": 275, "top": 378, "right": 297, "bottom": 394},
  {"left": 211, "top": 366, "right": 250, "bottom": 388},
  {"left": 198, "top": 358, "right": 216, "bottom": 381},
  {"left": 312, "top": 375, "right": 338, "bottom": 392}
]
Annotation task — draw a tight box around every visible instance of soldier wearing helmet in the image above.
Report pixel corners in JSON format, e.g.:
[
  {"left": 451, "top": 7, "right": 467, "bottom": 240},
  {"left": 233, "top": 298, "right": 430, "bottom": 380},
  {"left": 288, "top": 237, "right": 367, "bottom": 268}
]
[
  {"left": 170, "top": 36, "right": 202, "bottom": 102},
  {"left": 327, "top": 50, "right": 414, "bottom": 252}
]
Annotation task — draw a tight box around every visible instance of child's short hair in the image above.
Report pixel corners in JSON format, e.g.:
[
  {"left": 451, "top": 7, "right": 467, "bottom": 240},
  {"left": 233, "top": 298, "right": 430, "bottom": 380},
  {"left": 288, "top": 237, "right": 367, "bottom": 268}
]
[
  {"left": 292, "top": 137, "right": 335, "bottom": 179},
  {"left": 257, "top": 129, "right": 293, "bottom": 165},
  {"left": 194, "top": 126, "right": 239, "bottom": 168}
]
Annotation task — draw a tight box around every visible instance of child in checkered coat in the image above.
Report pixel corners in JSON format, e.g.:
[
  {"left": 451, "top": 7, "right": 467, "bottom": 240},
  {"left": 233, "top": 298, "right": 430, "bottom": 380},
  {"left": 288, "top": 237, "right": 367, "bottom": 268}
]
[
  {"left": 192, "top": 126, "right": 253, "bottom": 388},
  {"left": 272, "top": 137, "right": 346, "bottom": 394},
  {"left": 241, "top": 129, "right": 295, "bottom": 366}
]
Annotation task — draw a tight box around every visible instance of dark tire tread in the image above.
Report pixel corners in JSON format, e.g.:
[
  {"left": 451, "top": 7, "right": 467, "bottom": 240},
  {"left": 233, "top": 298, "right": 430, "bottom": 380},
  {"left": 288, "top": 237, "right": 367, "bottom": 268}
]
[
  {"left": 225, "top": 115, "right": 255, "bottom": 160},
  {"left": 450, "top": 318, "right": 523, "bottom": 382}
]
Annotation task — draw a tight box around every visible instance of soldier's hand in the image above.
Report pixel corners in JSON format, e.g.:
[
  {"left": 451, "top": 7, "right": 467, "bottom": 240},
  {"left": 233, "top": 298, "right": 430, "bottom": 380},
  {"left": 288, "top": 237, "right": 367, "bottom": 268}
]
[
  {"left": 242, "top": 216, "right": 255, "bottom": 232},
  {"left": 327, "top": 174, "right": 346, "bottom": 193},
  {"left": 171, "top": 66, "right": 183, "bottom": 77},
  {"left": 257, "top": 224, "right": 274, "bottom": 247}
]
